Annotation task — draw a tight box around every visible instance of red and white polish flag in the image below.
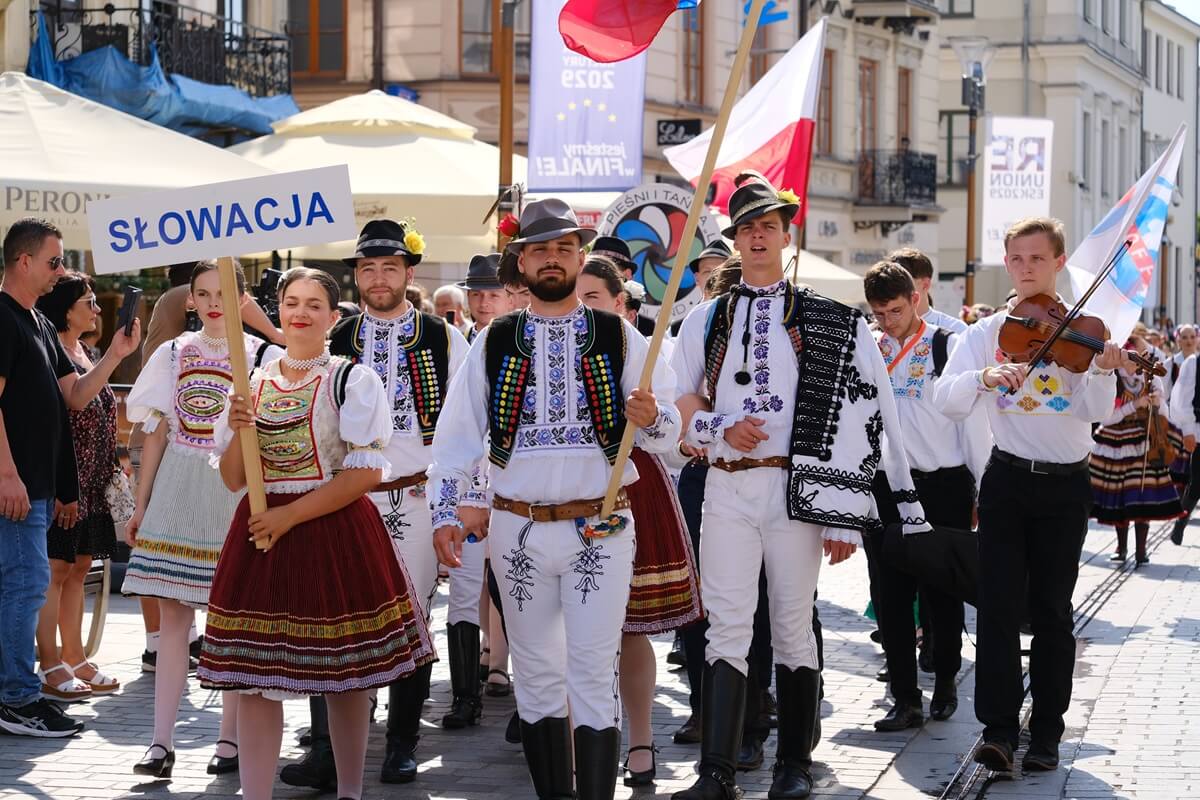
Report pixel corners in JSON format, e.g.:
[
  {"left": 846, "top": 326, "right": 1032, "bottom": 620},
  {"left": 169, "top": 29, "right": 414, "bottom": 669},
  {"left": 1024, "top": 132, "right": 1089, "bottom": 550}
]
[{"left": 664, "top": 17, "right": 827, "bottom": 222}]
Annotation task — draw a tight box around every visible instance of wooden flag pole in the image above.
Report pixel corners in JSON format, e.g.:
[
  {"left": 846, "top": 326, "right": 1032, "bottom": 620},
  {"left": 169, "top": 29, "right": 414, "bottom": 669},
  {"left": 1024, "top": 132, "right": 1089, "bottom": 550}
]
[
  {"left": 216, "top": 256, "right": 270, "bottom": 550},
  {"left": 600, "top": 0, "right": 769, "bottom": 517}
]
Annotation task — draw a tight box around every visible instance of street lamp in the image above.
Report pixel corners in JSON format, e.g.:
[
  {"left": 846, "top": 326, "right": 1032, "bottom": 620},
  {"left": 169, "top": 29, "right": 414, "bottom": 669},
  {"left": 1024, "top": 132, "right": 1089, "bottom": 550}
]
[{"left": 950, "top": 36, "right": 994, "bottom": 307}]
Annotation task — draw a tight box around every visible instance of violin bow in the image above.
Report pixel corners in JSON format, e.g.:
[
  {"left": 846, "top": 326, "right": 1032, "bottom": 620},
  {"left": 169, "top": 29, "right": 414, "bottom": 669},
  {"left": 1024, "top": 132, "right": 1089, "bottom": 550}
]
[{"left": 1008, "top": 239, "right": 1134, "bottom": 390}]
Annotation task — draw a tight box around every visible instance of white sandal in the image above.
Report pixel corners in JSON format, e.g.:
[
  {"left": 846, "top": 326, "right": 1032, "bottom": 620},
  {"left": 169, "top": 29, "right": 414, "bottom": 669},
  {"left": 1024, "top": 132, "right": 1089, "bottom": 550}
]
[
  {"left": 39, "top": 663, "right": 93, "bottom": 700},
  {"left": 69, "top": 661, "right": 120, "bottom": 694}
]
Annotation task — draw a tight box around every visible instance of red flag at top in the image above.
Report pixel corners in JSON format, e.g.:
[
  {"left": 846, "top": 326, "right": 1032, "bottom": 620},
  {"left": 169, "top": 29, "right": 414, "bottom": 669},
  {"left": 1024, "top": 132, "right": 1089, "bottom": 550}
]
[{"left": 559, "top": 0, "right": 693, "bottom": 63}]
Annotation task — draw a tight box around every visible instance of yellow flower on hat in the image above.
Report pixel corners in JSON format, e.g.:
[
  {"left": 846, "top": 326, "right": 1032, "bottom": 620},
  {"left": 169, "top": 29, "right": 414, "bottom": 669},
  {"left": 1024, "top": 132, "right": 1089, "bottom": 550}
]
[
  {"left": 778, "top": 188, "right": 800, "bottom": 205},
  {"left": 404, "top": 229, "right": 425, "bottom": 256}
]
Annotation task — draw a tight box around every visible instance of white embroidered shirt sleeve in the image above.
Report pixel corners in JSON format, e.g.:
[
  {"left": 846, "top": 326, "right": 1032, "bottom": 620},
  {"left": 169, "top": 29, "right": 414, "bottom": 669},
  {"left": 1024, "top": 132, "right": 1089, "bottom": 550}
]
[
  {"left": 670, "top": 301, "right": 743, "bottom": 459},
  {"left": 622, "top": 318, "right": 681, "bottom": 451},
  {"left": 339, "top": 364, "right": 393, "bottom": 476},
  {"left": 126, "top": 339, "right": 176, "bottom": 431},
  {"left": 428, "top": 336, "right": 490, "bottom": 528},
  {"left": 1170, "top": 354, "right": 1198, "bottom": 436}
]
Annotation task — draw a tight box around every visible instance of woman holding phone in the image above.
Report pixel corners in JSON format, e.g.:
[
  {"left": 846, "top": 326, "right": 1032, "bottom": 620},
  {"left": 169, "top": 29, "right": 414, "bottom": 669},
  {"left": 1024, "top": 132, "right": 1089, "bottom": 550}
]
[{"left": 123, "top": 260, "right": 283, "bottom": 780}]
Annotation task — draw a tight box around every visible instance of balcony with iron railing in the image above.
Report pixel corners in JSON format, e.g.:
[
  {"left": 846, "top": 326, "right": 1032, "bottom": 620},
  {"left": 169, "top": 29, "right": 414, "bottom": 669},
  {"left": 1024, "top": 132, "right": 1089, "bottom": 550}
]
[
  {"left": 35, "top": 0, "right": 291, "bottom": 98},
  {"left": 853, "top": 149, "right": 940, "bottom": 234}
]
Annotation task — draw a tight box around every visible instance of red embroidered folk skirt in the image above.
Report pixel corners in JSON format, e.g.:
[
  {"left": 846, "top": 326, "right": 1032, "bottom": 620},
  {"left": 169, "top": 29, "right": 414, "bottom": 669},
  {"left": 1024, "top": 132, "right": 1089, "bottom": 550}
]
[
  {"left": 198, "top": 492, "right": 435, "bottom": 695},
  {"left": 623, "top": 448, "right": 703, "bottom": 635}
]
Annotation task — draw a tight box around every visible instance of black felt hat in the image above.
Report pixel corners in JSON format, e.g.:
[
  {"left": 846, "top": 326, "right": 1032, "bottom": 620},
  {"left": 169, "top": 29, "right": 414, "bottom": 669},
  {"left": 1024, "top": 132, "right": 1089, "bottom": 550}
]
[
  {"left": 688, "top": 239, "right": 733, "bottom": 272},
  {"left": 343, "top": 218, "right": 423, "bottom": 267},
  {"left": 458, "top": 253, "right": 504, "bottom": 291},
  {"left": 721, "top": 171, "right": 799, "bottom": 239},
  {"left": 590, "top": 236, "right": 635, "bottom": 272}
]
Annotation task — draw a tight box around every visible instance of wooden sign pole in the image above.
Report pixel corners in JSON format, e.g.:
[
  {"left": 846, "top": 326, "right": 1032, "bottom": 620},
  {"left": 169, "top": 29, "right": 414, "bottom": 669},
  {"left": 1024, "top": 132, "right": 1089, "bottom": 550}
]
[
  {"left": 216, "top": 256, "right": 270, "bottom": 550},
  {"left": 600, "top": 0, "right": 769, "bottom": 517}
]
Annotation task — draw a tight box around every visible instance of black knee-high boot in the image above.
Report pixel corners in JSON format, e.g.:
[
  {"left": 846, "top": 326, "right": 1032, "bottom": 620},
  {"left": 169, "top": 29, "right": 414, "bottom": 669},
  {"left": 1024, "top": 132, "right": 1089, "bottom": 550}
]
[
  {"left": 520, "top": 717, "right": 575, "bottom": 799},
  {"left": 442, "top": 622, "right": 483, "bottom": 729},
  {"left": 575, "top": 725, "right": 621, "bottom": 800},
  {"left": 382, "top": 661, "right": 433, "bottom": 783},
  {"left": 769, "top": 665, "right": 820, "bottom": 799},
  {"left": 671, "top": 660, "right": 746, "bottom": 800}
]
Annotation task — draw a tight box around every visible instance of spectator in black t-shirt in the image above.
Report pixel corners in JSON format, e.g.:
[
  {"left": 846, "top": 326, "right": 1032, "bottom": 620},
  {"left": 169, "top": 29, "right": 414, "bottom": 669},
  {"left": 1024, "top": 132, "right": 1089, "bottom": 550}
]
[{"left": 0, "top": 218, "right": 141, "bottom": 738}]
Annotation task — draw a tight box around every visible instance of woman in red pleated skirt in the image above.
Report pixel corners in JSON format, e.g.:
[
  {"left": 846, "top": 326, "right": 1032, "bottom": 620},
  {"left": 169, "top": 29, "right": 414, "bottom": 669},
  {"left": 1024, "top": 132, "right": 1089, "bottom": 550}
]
[{"left": 197, "top": 268, "right": 434, "bottom": 800}]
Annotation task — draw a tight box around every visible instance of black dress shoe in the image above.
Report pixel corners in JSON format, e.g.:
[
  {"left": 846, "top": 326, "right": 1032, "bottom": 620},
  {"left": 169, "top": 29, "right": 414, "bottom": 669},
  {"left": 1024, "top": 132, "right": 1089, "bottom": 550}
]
[
  {"left": 1109, "top": 550, "right": 1127, "bottom": 562},
  {"left": 206, "top": 739, "right": 239, "bottom": 775},
  {"left": 133, "top": 744, "right": 175, "bottom": 779},
  {"left": 505, "top": 710, "right": 522, "bottom": 744},
  {"left": 737, "top": 736, "right": 764, "bottom": 771},
  {"left": 917, "top": 644, "right": 935, "bottom": 675},
  {"left": 280, "top": 744, "right": 337, "bottom": 789},
  {"left": 381, "top": 738, "right": 418, "bottom": 784},
  {"left": 875, "top": 664, "right": 889, "bottom": 682},
  {"left": 1135, "top": 552, "right": 1149, "bottom": 566},
  {"left": 623, "top": 743, "right": 658, "bottom": 787},
  {"left": 929, "top": 680, "right": 958, "bottom": 721},
  {"left": 671, "top": 769, "right": 741, "bottom": 800},
  {"left": 869, "top": 629, "right": 883, "bottom": 644},
  {"left": 1171, "top": 519, "right": 1186, "bottom": 545},
  {"left": 1022, "top": 740, "right": 1060, "bottom": 771},
  {"left": 873, "top": 704, "right": 924, "bottom": 732},
  {"left": 973, "top": 739, "right": 1014, "bottom": 772},
  {"left": 768, "top": 760, "right": 813, "bottom": 799},
  {"left": 674, "top": 711, "right": 702, "bottom": 744},
  {"left": 667, "top": 632, "right": 688, "bottom": 669},
  {"left": 761, "top": 690, "right": 778, "bottom": 729}
]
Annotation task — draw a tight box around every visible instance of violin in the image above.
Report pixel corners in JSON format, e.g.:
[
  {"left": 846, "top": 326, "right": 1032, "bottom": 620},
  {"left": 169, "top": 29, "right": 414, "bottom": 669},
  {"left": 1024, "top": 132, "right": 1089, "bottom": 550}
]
[{"left": 998, "top": 294, "right": 1166, "bottom": 378}]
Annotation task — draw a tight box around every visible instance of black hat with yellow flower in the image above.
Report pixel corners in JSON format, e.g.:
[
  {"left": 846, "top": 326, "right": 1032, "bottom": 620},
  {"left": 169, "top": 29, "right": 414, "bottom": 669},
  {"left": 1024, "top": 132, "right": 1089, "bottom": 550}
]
[
  {"left": 344, "top": 218, "right": 425, "bottom": 267},
  {"left": 721, "top": 171, "right": 800, "bottom": 239}
]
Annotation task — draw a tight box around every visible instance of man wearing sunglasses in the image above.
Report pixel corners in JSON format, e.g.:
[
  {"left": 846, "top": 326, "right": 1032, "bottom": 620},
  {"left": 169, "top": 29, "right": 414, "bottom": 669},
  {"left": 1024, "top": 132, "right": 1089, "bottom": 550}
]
[{"left": 0, "top": 218, "right": 141, "bottom": 738}]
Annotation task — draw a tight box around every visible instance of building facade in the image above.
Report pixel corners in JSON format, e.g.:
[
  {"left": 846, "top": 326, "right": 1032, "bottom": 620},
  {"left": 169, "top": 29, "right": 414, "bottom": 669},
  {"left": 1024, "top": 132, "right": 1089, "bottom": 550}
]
[{"left": 937, "top": 0, "right": 1198, "bottom": 325}]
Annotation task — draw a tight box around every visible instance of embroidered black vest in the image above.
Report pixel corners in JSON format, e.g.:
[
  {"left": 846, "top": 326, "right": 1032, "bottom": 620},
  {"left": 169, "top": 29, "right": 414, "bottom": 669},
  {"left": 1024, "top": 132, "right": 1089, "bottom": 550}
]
[
  {"left": 328, "top": 311, "right": 451, "bottom": 445},
  {"left": 484, "top": 307, "right": 627, "bottom": 468},
  {"left": 703, "top": 286, "right": 870, "bottom": 519}
]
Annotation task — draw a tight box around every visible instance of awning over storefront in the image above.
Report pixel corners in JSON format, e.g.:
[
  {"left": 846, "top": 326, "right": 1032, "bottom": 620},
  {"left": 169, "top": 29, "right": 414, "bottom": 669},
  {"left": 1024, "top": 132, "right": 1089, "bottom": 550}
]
[
  {"left": 0, "top": 72, "right": 272, "bottom": 250},
  {"left": 789, "top": 249, "right": 865, "bottom": 306}
]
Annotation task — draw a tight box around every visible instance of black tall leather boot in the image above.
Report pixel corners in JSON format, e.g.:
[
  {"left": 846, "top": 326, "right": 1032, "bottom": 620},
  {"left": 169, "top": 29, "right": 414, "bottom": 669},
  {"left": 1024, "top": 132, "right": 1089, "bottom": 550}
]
[
  {"left": 671, "top": 660, "right": 746, "bottom": 800},
  {"left": 280, "top": 696, "right": 336, "bottom": 789},
  {"left": 520, "top": 717, "right": 575, "bottom": 799},
  {"left": 382, "top": 662, "right": 432, "bottom": 784},
  {"left": 441, "top": 622, "right": 483, "bottom": 729},
  {"left": 574, "top": 725, "right": 620, "bottom": 800},
  {"left": 737, "top": 667, "right": 764, "bottom": 771},
  {"left": 769, "top": 665, "right": 819, "bottom": 799}
]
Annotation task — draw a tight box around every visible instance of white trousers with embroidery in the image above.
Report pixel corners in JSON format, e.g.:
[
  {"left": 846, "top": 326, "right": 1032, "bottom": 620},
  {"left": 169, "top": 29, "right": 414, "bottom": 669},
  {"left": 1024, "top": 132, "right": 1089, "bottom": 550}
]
[
  {"left": 371, "top": 486, "right": 440, "bottom": 622},
  {"left": 489, "top": 510, "right": 635, "bottom": 731},
  {"left": 700, "top": 468, "right": 825, "bottom": 675},
  {"left": 447, "top": 538, "right": 486, "bottom": 626}
]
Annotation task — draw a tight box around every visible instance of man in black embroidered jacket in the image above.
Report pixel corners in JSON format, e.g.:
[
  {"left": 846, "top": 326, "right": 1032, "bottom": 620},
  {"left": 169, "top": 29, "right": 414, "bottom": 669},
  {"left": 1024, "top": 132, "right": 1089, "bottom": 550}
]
[
  {"left": 280, "top": 219, "right": 472, "bottom": 790},
  {"left": 428, "top": 199, "right": 680, "bottom": 800},
  {"left": 670, "top": 173, "right": 927, "bottom": 800}
]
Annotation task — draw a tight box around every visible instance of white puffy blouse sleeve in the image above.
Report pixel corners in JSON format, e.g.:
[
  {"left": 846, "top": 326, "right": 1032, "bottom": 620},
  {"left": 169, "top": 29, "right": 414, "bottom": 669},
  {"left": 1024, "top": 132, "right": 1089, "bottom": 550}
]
[
  {"left": 126, "top": 339, "right": 177, "bottom": 432},
  {"left": 338, "top": 364, "right": 393, "bottom": 476}
]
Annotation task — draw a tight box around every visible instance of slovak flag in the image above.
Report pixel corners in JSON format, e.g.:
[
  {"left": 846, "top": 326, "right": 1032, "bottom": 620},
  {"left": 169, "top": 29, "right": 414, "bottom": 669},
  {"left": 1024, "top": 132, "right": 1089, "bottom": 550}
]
[
  {"left": 1067, "top": 123, "right": 1187, "bottom": 344},
  {"left": 663, "top": 18, "right": 827, "bottom": 221},
  {"left": 559, "top": 0, "right": 699, "bottom": 63}
]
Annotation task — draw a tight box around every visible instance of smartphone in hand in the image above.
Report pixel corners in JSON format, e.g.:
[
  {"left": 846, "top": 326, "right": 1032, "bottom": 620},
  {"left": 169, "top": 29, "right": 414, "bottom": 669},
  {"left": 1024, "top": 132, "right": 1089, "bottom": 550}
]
[{"left": 116, "top": 285, "right": 143, "bottom": 337}]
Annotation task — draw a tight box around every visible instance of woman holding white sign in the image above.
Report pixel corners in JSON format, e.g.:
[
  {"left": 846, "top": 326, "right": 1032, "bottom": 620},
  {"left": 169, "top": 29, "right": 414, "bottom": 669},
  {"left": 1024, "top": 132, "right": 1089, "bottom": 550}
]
[
  {"left": 197, "top": 268, "right": 435, "bottom": 800},
  {"left": 124, "top": 260, "right": 283, "bottom": 780}
]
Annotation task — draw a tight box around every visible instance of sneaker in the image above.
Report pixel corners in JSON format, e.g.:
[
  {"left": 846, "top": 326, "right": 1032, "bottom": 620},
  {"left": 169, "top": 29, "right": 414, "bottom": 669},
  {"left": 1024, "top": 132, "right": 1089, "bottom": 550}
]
[
  {"left": 141, "top": 650, "right": 157, "bottom": 673},
  {"left": 0, "top": 699, "right": 84, "bottom": 738}
]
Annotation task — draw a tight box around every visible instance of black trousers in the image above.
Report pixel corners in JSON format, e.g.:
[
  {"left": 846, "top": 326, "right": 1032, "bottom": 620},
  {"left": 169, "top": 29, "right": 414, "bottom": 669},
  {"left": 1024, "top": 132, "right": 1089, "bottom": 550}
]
[
  {"left": 1179, "top": 451, "right": 1200, "bottom": 521},
  {"left": 974, "top": 455, "right": 1090, "bottom": 748},
  {"left": 867, "top": 467, "right": 973, "bottom": 708}
]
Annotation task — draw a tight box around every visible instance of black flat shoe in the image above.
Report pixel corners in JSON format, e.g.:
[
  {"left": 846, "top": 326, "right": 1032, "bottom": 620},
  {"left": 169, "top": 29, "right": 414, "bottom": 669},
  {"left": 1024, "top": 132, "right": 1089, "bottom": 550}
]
[
  {"left": 1171, "top": 520, "right": 1186, "bottom": 545},
  {"left": 1022, "top": 740, "right": 1060, "bottom": 771},
  {"left": 206, "top": 739, "right": 239, "bottom": 775},
  {"left": 485, "top": 669, "right": 511, "bottom": 697},
  {"left": 973, "top": 739, "right": 1014, "bottom": 772},
  {"left": 737, "top": 735, "right": 764, "bottom": 771},
  {"left": 673, "top": 711, "right": 702, "bottom": 744},
  {"left": 623, "top": 743, "right": 658, "bottom": 786},
  {"left": 504, "top": 710, "right": 522, "bottom": 744},
  {"left": 875, "top": 664, "right": 889, "bottom": 683},
  {"left": 133, "top": 744, "right": 175, "bottom": 779},
  {"left": 381, "top": 739, "right": 418, "bottom": 784},
  {"left": 873, "top": 704, "right": 924, "bottom": 732},
  {"left": 1109, "top": 551, "right": 1127, "bottom": 562},
  {"left": 1135, "top": 553, "right": 1149, "bottom": 566},
  {"left": 929, "top": 682, "right": 958, "bottom": 721}
]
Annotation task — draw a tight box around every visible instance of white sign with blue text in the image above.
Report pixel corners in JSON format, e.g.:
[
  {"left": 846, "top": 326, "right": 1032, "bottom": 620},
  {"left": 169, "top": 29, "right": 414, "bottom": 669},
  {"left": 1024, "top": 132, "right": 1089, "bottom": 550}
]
[{"left": 86, "top": 165, "right": 356, "bottom": 275}]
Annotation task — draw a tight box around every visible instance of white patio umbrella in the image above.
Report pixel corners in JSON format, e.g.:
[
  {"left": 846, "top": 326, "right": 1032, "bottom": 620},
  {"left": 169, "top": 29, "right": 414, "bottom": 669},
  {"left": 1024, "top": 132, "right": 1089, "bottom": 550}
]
[
  {"left": 789, "top": 249, "right": 866, "bottom": 306},
  {"left": 0, "top": 72, "right": 272, "bottom": 250}
]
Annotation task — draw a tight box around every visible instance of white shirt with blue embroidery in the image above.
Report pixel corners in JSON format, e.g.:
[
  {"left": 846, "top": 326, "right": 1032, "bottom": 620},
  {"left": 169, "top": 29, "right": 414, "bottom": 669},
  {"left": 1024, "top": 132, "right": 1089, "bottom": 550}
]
[
  {"left": 876, "top": 321, "right": 991, "bottom": 487},
  {"left": 427, "top": 304, "right": 680, "bottom": 528},
  {"left": 932, "top": 306, "right": 1117, "bottom": 464}
]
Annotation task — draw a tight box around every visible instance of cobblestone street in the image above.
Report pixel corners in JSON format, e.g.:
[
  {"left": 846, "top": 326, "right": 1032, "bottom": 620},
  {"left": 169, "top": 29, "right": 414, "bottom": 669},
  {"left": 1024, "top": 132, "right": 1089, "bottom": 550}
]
[{"left": 4, "top": 518, "right": 1198, "bottom": 799}]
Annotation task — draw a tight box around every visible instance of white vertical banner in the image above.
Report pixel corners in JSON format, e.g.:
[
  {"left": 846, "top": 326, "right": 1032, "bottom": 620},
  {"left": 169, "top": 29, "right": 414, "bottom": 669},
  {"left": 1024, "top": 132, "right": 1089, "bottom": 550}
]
[{"left": 981, "top": 116, "right": 1054, "bottom": 266}]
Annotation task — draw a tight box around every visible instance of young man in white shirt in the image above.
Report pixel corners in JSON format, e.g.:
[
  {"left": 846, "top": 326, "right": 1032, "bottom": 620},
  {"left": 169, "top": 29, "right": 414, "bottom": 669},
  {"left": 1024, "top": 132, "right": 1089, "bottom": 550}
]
[
  {"left": 863, "top": 261, "right": 991, "bottom": 733},
  {"left": 888, "top": 247, "right": 967, "bottom": 334},
  {"left": 932, "top": 217, "right": 1126, "bottom": 773}
]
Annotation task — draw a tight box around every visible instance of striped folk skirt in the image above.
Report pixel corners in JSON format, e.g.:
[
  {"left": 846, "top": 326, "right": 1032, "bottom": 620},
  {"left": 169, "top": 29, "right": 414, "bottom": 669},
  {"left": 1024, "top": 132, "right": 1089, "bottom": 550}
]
[
  {"left": 623, "top": 448, "right": 703, "bottom": 635},
  {"left": 1090, "top": 417, "right": 1185, "bottom": 526},
  {"left": 122, "top": 447, "right": 242, "bottom": 607},
  {"left": 197, "top": 493, "right": 435, "bottom": 696}
]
